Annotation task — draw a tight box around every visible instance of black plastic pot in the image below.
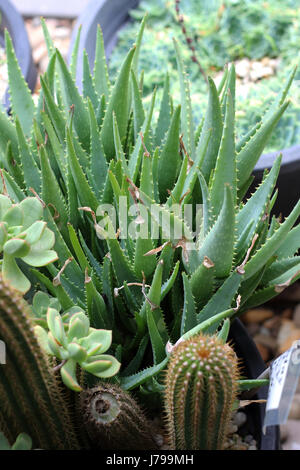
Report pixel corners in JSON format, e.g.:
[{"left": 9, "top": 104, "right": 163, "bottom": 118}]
[
  {"left": 0, "top": 0, "right": 37, "bottom": 110},
  {"left": 69, "top": 0, "right": 300, "bottom": 218},
  {"left": 229, "top": 319, "right": 280, "bottom": 450}
]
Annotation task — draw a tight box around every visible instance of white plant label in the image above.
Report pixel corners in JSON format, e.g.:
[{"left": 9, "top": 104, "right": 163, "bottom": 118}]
[{"left": 264, "top": 340, "right": 300, "bottom": 431}]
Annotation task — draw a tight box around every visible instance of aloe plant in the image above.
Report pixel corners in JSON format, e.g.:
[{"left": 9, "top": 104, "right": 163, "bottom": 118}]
[{"left": 0, "top": 18, "right": 299, "bottom": 449}]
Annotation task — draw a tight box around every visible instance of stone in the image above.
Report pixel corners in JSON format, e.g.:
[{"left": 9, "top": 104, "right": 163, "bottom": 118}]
[
  {"left": 277, "top": 319, "right": 300, "bottom": 354},
  {"left": 293, "top": 304, "right": 300, "bottom": 328},
  {"left": 235, "top": 59, "right": 250, "bottom": 78},
  {"left": 282, "top": 308, "right": 293, "bottom": 319},
  {"left": 233, "top": 411, "right": 247, "bottom": 429},
  {"left": 263, "top": 315, "right": 282, "bottom": 335},
  {"left": 253, "top": 333, "right": 277, "bottom": 352},
  {"left": 241, "top": 308, "right": 274, "bottom": 324}
]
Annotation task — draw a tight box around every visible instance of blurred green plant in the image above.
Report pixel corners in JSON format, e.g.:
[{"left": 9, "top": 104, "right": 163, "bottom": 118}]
[{"left": 109, "top": 0, "right": 300, "bottom": 152}]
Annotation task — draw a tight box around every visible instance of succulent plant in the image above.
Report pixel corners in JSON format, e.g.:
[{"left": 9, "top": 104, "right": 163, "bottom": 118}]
[
  {"left": 80, "top": 383, "right": 158, "bottom": 450},
  {"left": 164, "top": 333, "right": 239, "bottom": 450},
  {"left": 0, "top": 16, "right": 299, "bottom": 450},
  {"left": 0, "top": 195, "right": 57, "bottom": 293},
  {"left": 34, "top": 308, "right": 121, "bottom": 392}
]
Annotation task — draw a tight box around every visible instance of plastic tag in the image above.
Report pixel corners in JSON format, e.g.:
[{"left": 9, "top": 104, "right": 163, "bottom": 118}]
[{"left": 264, "top": 340, "right": 300, "bottom": 432}]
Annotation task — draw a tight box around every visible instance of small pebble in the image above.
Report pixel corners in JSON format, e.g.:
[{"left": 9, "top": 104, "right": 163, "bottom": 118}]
[{"left": 234, "top": 411, "right": 247, "bottom": 428}]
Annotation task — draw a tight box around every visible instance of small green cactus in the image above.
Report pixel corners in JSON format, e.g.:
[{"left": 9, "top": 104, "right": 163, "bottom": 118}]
[
  {"left": 164, "top": 333, "right": 239, "bottom": 450},
  {"left": 80, "top": 383, "right": 158, "bottom": 450}
]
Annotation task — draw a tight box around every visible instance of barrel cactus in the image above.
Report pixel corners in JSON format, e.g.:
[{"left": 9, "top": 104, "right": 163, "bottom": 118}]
[{"left": 164, "top": 333, "right": 239, "bottom": 449}]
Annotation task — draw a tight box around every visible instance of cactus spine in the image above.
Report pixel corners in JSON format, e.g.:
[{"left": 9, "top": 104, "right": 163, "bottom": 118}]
[
  {"left": 164, "top": 334, "right": 239, "bottom": 450},
  {"left": 0, "top": 276, "right": 82, "bottom": 449},
  {"left": 80, "top": 383, "right": 158, "bottom": 450}
]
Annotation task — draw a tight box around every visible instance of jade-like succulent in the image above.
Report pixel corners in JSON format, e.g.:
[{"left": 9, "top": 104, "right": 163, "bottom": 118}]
[
  {"left": 34, "top": 308, "right": 121, "bottom": 391},
  {"left": 164, "top": 333, "right": 239, "bottom": 450},
  {"left": 0, "top": 195, "right": 57, "bottom": 293},
  {"left": 0, "top": 432, "right": 32, "bottom": 450},
  {"left": 80, "top": 383, "right": 158, "bottom": 450}
]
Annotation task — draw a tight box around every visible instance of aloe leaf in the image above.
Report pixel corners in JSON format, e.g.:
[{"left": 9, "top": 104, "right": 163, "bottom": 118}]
[
  {"left": 5, "top": 30, "right": 35, "bottom": 136},
  {"left": 105, "top": 219, "right": 136, "bottom": 285},
  {"left": 40, "top": 75, "right": 66, "bottom": 144},
  {"left": 263, "top": 65, "right": 296, "bottom": 123},
  {"left": 132, "top": 13, "right": 147, "bottom": 78},
  {"left": 197, "top": 185, "right": 235, "bottom": 278},
  {"left": 40, "top": 17, "right": 55, "bottom": 56},
  {"left": 155, "top": 73, "right": 172, "bottom": 147},
  {"left": 198, "top": 77, "right": 223, "bottom": 181},
  {"left": 39, "top": 145, "right": 68, "bottom": 235},
  {"left": 260, "top": 256, "right": 300, "bottom": 285},
  {"left": 190, "top": 256, "right": 215, "bottom": 310},
  {"left": 158, "top": 105, "right": 181, "bottom": 202},
  {"left": 66, "top": 128, "right": 99, "bottom": 211},
  {"left": 15, "top": 118, "right": 41, "bottom": 193},
  {"left": 93, "top": 26, "right": 110, "bottom": 101},
  {"left": 120, "top": 356, "right": 169, "bottom": 390},
  {"left": 56, "top": 49, "right": 90, "bottom": 151},
  {"left": 275, "top": 223, "right": 300, "bottom": 260},
  {"left": 131, "top": 70, "right": 145, "bottom": 140},
  {"left": 161, "top": 260, "right": 180, "bottom": 301},
  {"left": 220, "top": 64, "right": 236, "bottom": 117},
  {"left": 210, "top": 90, "right": 236, "bottom": 216},
  {"left": 5, "top": 141, "right": 24, "bottom": 189},
  {"left": 83, "top": 50, "right": 99, "bottom": 110},
  {"left": 85, "top": 274, "right": 109, "bottom": 329},
  {"left": 243, "top": 199, "right": 300, "bottom": 280},
  {"left": 181, "top": 129, "right": 211, "bottom": 201},
  {"left": 128, "top": 87, "right": 156, "bottom": 182},
  {"left": 69, "top": 24, "right": 82, "bottom": 80},
  {"left": 197, "top": 270, "right": 242, "bottom": 323},
  {"left": 236, "top": 154, "right": 282, "bottom": 244},
  {"left": 181, "top": 273, "right": 197, "bottom": 335},
  {"left": 1, "top": 169, "right": 25, "bottom": 202},
  {"left": 87, "top": 98, "right": 108, "bottom": 197},
  {"left": 134, "top": 234, "right": 156, "bottom": 281},
  {"left": 146, "top": 305, "right": 167, "bottom": 365},
  {"left": 113, "top": 113, "right": 128, "bottom": 175},
  {"left": 182, "top": 306, "right": 237, "bottom": 341},
  {"left": 173, "top": 39, "right": 195, "bottom": 159},
  {"left": 41, "top": 111, "right": 67, "bottom": 181},
  {"left": 120, "top": 335, "right": 149, "bottom": 377},
  {"left": 237, "top": 101, "right": 289, "bottom": 188},
  {"left": 243, "top": 263, "right": 300, "bottom": 309},
  {"left": 101, "top": 47, "right": 136, "bottom": 159},
  {"left": 0, "top": 109, "right": 18, "bottom": 161},
  {"left": 217, "top": 318, "right": 231, "bottom": 343}
]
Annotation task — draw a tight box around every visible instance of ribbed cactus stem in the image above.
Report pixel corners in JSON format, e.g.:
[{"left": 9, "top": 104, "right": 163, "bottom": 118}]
[
  {"left": 164, "top": 333, "right": 239, "bottom": 450},
  {"left": 0, "top": 276, "right": 81, "bottom": 449},
  {"left": 80, "top": 383, "right": 158, "bottom": 450}
]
